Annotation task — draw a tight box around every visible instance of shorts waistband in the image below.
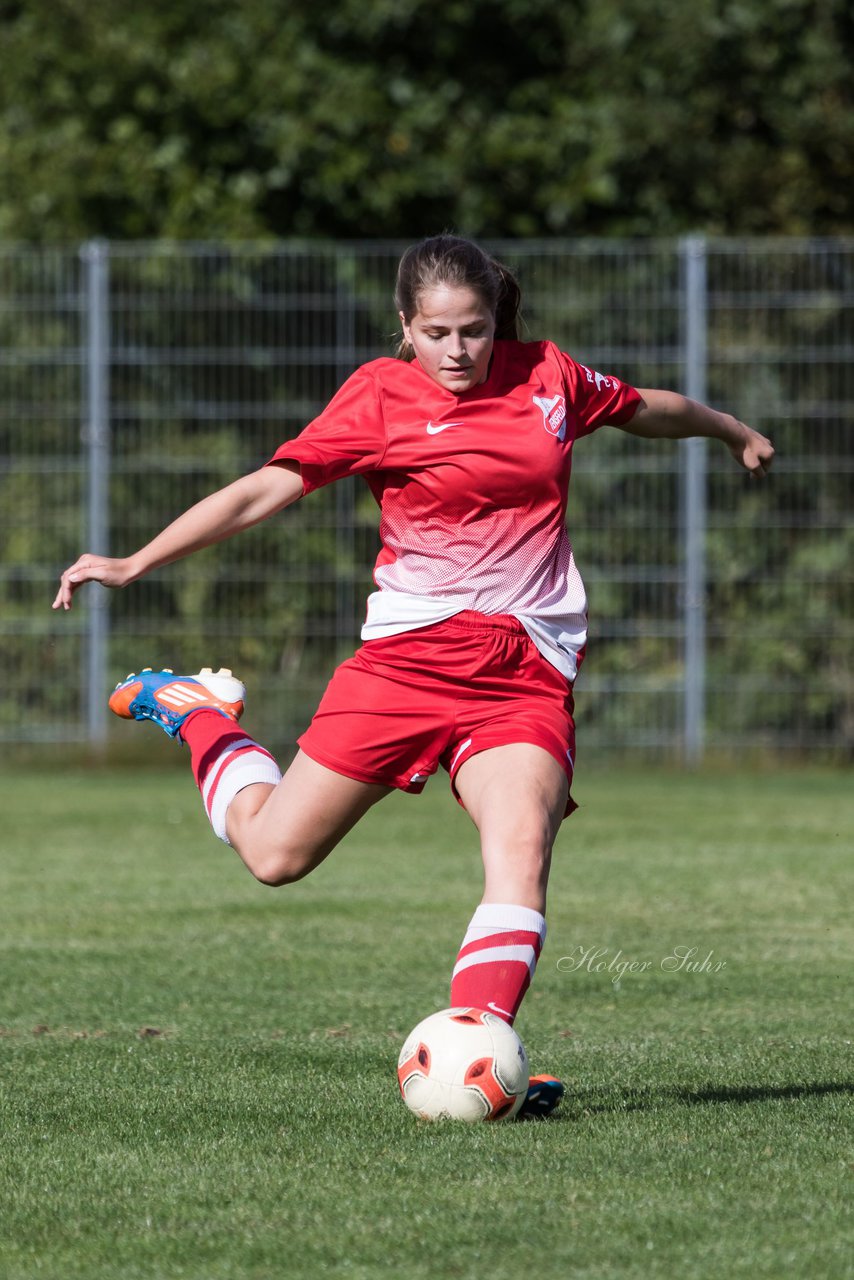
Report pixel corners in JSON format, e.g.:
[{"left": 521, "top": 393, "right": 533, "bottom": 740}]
[{"left": 443, "top": 610, "right": 528, "bottom": 636}]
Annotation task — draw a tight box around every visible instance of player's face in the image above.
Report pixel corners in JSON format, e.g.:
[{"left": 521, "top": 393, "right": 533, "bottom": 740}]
[{"left": 401, "top": 286, "right": 496, "bottom": 393}]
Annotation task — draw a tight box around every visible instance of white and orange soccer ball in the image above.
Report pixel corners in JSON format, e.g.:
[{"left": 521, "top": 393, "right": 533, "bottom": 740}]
[{"left": 397, "top": 1007, "right": 530, "bottom": 1122}]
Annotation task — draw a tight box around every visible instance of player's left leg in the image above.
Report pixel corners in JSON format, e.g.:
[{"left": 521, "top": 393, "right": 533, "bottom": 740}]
[
  {"left": 451, "top": 743, "right": 568, "bottom": 1117},
  {"left": 450, "top": 743, "right": 566, "bottom": 1021},
  {"left": 455, "top": 741, "right": 567, "bottom": 913}
]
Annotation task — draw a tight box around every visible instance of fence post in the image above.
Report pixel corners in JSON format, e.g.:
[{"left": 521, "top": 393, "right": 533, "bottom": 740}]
[
  {"left": 335, "top": 248, "right": 357, "bottom": 658},
  {"left": 680, "top": 234, "right": 708, "bottom": 766},
  {"left": 81, "top": 239, "right": 111, "bottom": 748}
]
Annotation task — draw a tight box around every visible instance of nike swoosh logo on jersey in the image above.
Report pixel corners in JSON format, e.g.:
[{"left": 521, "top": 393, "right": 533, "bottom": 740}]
[{"left": 425, "top": 420, "right": 465, "bottom": 434}]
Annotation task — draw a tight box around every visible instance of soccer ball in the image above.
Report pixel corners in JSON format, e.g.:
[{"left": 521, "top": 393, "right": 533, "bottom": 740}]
[{"left": 397, "top": 1007, "right": 530, "bottom": 1122}]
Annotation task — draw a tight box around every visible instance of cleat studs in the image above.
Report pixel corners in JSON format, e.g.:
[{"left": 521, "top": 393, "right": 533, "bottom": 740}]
[{"left": 142, "top": 667, "right": 152, "bottom": 673}]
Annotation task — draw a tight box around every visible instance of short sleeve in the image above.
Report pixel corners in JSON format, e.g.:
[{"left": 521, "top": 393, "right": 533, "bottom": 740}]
[
  {"left": 267, "top": 364, "right": 387, "bottom": 494},
  {"left": 557, "top": 349, "right": 642, "bottom": 438}
]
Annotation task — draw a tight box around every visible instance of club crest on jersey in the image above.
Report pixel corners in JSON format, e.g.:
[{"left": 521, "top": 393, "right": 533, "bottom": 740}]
[{"left": 533, "top": 393, "right": 567, "bottom": 441}]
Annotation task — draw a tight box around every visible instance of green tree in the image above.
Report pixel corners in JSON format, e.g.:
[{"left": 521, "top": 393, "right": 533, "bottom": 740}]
[{"left": 0, "top": 0, "right": 851, "bottom": 241}]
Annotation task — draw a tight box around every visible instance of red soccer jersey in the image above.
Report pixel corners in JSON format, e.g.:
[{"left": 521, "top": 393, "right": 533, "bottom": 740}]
[{"left": 268, "top": 339, "right": 641, "bottom": 679}]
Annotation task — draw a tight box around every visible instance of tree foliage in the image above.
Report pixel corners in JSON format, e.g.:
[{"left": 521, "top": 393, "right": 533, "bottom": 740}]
[{"left": 0, "top": 0, "right": 852, "bottom": 241}]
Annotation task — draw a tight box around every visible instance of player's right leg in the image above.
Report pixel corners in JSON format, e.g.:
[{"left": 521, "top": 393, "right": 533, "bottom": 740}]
[{"left": 109, "top": 667, "right": 391, "bottom": 885}]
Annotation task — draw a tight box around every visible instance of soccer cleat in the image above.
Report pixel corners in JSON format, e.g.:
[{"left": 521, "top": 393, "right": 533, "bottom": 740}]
[
  {"left": 517, "top": 1074, "right": 565, "bottom": 1120},
  {"left": 108, "top": 667, "right": 245, "bottom": 741}
]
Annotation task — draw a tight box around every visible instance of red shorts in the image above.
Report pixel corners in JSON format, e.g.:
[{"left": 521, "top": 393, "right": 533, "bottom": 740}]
[{"left": 298, "top": 611, "right": 577, "bottom": 816}]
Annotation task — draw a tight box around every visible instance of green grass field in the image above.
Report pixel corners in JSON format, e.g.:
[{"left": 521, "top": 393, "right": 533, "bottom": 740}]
[{"left": 0, "top": 763, "right": 851, "bottom": 1279}]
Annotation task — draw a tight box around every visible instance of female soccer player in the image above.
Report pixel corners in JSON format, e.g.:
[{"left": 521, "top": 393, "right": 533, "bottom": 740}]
[{"left": 54, "top": 235, "right": 774, "bottom": 1117}]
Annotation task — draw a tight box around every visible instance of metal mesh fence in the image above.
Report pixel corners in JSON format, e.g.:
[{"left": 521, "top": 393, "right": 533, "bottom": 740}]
[{"left": 0, "top": 238, "right": 851, "bottom": 756}]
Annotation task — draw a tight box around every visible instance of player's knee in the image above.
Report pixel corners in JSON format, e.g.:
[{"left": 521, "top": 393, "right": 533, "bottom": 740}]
[
  {"left": 240, "top": 837, "right": 317, "bottom": 887},
  {"left": 508, "top": 816, "right": 555, "bottom": 862},
  {"left": 517, "top": 837, "right": 552, "bottom": 883},
  {"left": 252, "top": 861, "right": 302, "bottom": 888},
  {"left": 484, "top": 825, "right": 553, "bottom": 887}
]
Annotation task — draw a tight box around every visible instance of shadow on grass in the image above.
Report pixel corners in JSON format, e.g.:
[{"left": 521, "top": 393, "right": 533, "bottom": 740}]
[{"left": 568, "top": 1080, "right": 854, "bottom": 1117}]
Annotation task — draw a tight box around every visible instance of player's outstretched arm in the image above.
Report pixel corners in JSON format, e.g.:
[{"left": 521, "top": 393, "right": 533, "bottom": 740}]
[
  {"left": 52, "top": 462, "right": 303, "bottom": 611},
  {"left": 620, "top": 389, "right": 775, "bottom": 478}
]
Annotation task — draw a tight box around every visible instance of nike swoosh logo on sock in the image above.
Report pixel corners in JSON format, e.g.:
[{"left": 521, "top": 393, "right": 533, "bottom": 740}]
[{"left": 487, "top": 1001, "right": 513, "bottom": 1018}]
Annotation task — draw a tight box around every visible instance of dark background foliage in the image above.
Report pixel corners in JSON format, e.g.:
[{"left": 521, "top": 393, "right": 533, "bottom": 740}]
[{"left": 1, "top": 0, "right": 852, "bottom": 242}]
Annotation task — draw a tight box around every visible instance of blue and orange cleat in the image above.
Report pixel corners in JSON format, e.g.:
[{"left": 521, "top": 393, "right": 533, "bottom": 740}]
[
  {"left": 108, "top": 667, "right": 245, "bottom": 741},
  {"left": 517, "top": 1074, "right": 565, "bottom": 1120}
]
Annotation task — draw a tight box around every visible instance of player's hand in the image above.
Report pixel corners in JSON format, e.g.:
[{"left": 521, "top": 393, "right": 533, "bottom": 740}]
[
  {"left": 726, "top": 422, "right": 775, "bottom": 478},
  {"left": 52, "top": 554, "right": 137, "bottom": 611}
]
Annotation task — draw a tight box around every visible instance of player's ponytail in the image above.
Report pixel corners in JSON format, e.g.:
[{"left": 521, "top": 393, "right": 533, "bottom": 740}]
[
  {"left": 394, "top": 235, "right": 521, "bottom": 360},
  {"left": 492, "top": 260, "right": 522, "bottom": 343}
]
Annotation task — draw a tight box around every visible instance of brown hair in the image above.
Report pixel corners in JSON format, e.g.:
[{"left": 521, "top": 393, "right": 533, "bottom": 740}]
[{"left": 394, "top": 234, "right": 522, "bottom": 360}]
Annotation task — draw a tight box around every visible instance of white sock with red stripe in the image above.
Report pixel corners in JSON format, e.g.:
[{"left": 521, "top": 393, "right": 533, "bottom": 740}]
[
  {"left": 181, "top": 710, "right": 282, "bottom": 845},
  {"left": 450, "top": 902, "right": 547, "bottom": 1024}
]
